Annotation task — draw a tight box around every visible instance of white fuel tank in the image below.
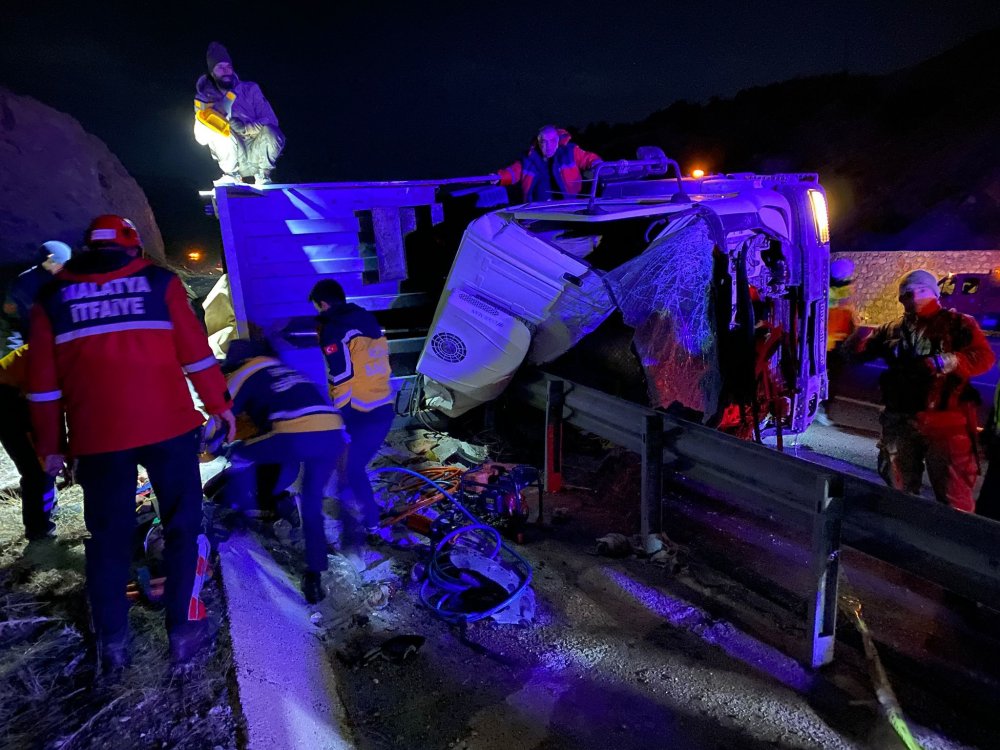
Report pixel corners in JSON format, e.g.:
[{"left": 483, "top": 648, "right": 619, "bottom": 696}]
[{"left": 416, "top": 287, "right": 531, "bottom": 416}]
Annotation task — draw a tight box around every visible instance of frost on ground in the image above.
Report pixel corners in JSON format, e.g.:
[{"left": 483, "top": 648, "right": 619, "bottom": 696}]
[{"left": 0, "top": 447, "right": 240, "bottom": 750}]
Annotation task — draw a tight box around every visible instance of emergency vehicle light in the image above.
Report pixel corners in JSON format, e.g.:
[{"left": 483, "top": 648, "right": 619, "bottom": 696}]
[{"left": 807, "top": 189, "right": 830, "bottom": 245}]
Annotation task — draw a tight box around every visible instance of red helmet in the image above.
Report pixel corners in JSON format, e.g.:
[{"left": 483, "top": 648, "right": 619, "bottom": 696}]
[{"left": 84, "top": 214, "right": 142, "bottom": 249}]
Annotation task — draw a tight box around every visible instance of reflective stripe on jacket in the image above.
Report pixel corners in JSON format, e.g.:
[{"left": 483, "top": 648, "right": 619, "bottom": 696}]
[
  {"left": 317, "top": 303, "right": 393, "bottom": 412},
  {"left": 27, "top": 257, "right": 232, "bottom": 456},
  {"left": 228, "top": 355, "right": 343, "bottom": 440}
]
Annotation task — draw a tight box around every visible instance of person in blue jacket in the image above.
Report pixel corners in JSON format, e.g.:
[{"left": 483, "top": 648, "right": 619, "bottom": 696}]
[
  {"left": 218, "top": 339, "right": 346, "bottom": 603},
  {"left": 309, "top": 280, "right": 394, "bottom": 561}
]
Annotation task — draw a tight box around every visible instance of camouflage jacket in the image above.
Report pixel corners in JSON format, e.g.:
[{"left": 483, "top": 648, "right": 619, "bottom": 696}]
[{"left": 851, "top": 305, "right": 994, "bottom": 414}]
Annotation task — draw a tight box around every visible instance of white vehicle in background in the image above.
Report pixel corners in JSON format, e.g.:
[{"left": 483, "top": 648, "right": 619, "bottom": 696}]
[{"left": 416, "top": 149, "right": 832, "bottom": 439}]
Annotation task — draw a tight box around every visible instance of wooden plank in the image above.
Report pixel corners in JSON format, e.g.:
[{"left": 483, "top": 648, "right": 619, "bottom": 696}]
[
  {"left": 241, "top": 238, "right": 363, "bottom": 267},
  {"left": 284, "top": 218, "right": 363, "bottom": 235},
  {"left": 371, "top": 207, "right": 410, "bottom": 282},
  {"left": 243, "top": 257, "right": 375, "bottom": 279},
  {"left": 246, "top": 293, "right": 430, "bottom": 330},
  {"left": 245, "top": 276, "right": 402, "bottom": 306},
  {"left": 238, "top": 185, "right": 439, "bottom": 208},
  {"left": 224, "top": 215, "right": 362, "bottom": 234}
]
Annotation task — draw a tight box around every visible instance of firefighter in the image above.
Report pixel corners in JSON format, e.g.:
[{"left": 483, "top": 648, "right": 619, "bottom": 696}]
[
  {"left": 309, "top": 279, "right": 394, "bottom": 565},
  {"left": 214, "top": 339, "right": 346, "bottom": 604},
  {"left": 847, "top": 269, "right": 994, "bottom": 512},
  {"left": 26, "top": 215, "right": 236, "bottom": 673}
]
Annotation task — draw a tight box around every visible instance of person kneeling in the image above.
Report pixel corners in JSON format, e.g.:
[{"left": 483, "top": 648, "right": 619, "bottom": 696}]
[{"left": 213, "top": 339, "right": 345, "bottom": 603}]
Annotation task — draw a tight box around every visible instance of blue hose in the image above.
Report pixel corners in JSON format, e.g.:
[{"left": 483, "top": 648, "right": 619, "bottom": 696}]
[{"left": 368, "top": 466, "right": 534, "bottom": 624}]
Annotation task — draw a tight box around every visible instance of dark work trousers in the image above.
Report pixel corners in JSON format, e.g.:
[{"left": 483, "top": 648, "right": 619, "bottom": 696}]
[
  {"left": 877, "top": 411, "right": 978, "bottom": 513},
  {"left": 340, "top": 404, "right": 394, "bottom": 548},
  {"left": 75, "top": 429, "right": 204, "bottom": 643},
  {"left": 229, "top": 429, "right": 345, "bottom": 572},
  {"left": 0, "top": 385, "right": 56, "bottom": 538}
]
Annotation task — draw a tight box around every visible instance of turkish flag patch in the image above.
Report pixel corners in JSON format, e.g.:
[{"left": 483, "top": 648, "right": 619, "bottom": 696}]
[{"left": 324, "top": 343, "right": 338, "bottom": 355}]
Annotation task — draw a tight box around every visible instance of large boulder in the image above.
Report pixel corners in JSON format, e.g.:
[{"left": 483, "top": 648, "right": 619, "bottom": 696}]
[{"left": 0, "top": 86, "right": 164, "bottom": 273}]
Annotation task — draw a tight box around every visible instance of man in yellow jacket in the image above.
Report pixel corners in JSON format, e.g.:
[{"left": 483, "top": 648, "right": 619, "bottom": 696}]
[{"left": 310, "top": 280, "right": 393, "bottom": 563}]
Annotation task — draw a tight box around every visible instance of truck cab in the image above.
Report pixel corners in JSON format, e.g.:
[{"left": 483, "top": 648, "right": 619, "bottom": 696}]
[{"left": 416, "top": 160, "right": 832, "bottom": 437}]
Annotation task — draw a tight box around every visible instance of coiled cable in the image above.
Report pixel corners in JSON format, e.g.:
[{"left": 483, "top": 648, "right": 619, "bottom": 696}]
[{"left": 368, "top": 466, "right": 533, "bottom": 624}]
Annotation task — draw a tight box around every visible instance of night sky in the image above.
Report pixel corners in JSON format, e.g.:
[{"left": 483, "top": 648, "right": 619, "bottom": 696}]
[{"left": 3, "top": 0, "right": 1000, "bottom": 258}]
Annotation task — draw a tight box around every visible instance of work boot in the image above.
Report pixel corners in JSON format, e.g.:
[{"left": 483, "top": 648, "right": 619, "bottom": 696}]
[
  {"left": 302, "top": 571, "right": 325, "bottom": 604},
  {"left": 25, "top": 520, "right": 57, "bottom": 542},
  {"left": 213, "top": 173, "right": 240, "bottom": 187},
  {"left": 168, "top": 620, "right": 216, "bottom": 666},
  {"left": 98, "top": 632, "right": 130, "bottom": 677}
]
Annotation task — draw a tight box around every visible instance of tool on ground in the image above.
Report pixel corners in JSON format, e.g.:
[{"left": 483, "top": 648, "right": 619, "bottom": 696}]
[
  {"left": 839, "top": 578, "right": 925, "bottom": 750},
  {"left": 361, "top": 634, "right": 426, "bottom": 666},
  {"left": 369, "top": 466, "right": 533, "bottom": 625}
]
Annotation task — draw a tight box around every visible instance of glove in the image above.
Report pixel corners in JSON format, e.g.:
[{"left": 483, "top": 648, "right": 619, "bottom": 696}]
[
  {"left": 218, "top": 409, "right": 237, "bottom": 442},
  {"left": 922, "top": 354, "right": 954, "bottom": 374},
  {"left": 43, "top": 454, "right": 65, "bottom": 478}
]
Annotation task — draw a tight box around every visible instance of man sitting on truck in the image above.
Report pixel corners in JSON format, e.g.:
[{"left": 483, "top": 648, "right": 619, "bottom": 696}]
[
  {"left": 492, "top": 125, "right": 603, "bottom": 202},
  {"left": 846, "top": 269, "right": 994, "bottom": 512},
  {"left": 194, "top": 41, "right": 284, "bottom": 187}
]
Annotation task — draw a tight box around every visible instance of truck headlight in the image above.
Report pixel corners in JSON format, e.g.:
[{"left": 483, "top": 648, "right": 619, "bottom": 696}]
[{"left": 807, "top": 189, "right": 830, "bottom": 245}]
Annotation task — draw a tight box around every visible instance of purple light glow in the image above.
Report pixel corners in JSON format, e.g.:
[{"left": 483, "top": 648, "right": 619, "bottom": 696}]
[{"left": 604, "top": 567, "right": 814, "bottom": 692}]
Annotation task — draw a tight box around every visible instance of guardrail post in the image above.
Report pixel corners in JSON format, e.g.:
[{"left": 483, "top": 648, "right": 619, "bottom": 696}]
[
  {"left": 806, "top": 475, "right": 844, "bottom": 668},
  {"left": 641, "top": 414, "right": 664, "bottom": 537},
  {"left": 544, "top": 379, "right": 565, "bottom": 494}
]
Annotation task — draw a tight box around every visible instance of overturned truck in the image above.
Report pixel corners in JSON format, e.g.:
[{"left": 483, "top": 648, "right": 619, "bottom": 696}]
[{"left": 416, "top": 154, "right": 832, "bottom": 439}]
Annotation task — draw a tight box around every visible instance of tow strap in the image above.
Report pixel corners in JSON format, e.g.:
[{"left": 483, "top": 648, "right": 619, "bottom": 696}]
[{"left": 838, "top": 579, "right": 925, "bottom": 750}]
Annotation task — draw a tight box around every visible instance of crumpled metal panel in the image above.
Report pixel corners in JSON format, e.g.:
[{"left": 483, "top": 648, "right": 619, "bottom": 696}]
[{"left": 604, "top": 219, "right": 720, "bottom": 416}]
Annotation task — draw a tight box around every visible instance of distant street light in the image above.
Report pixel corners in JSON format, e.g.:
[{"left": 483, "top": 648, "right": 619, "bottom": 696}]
[
  {"left": 691, "top": 168, "right": 705, "bottom": 179},
  {"left": 187, "top": 250, "right": 204, "bottom": 262}
]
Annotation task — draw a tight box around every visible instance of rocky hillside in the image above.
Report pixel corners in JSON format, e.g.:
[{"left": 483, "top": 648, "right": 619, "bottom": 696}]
[
  {"left": 582, "top": 27, "right": 1000, "bottom": 251},
  {"left": 0, "top": 86, "right": 163, "bottom": 278}
]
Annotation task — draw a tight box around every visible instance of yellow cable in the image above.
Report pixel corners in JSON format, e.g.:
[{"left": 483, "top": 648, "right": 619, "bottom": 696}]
[{"left": 838, "top": 582, "right": 924, "bottom": 750}]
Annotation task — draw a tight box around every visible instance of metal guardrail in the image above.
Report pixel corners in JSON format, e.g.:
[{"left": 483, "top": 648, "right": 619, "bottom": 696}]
[{"left": 515, "top": 371, "right": 1000, "bottom": 667}]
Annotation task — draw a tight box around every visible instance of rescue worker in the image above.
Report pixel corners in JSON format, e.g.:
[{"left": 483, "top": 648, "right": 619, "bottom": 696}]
[
  {"left": 214, "top": 339, "right": 346, "bottom": 604},
  {"left": 0, "top": 346, "right": 57, "bottom": 540},
  {"left": 194, "top": 41, "right": 284, "bottom": 186},
  {"left": 0, "top": 241, "right": 71, "bottom": 540},
  {"left": 492, "top": 125, "right": 603, "bottom": 202},
  {"left": 846, "top": 269, "right": 994, "bottom": 512},
  {"left": 309, "top": 279, "right": 394, "bottom": 566},
  {"left": 26, "top": 215, "right": 236, "bottom": 673},
  {"left": 815, "top": 257, "right": 858, "bottom": 426},
  {"left": 4, "top": 240, "right": 72, "bottom": 344}
]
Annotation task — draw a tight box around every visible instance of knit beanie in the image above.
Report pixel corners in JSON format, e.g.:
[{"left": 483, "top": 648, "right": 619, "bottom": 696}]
[
  {"left": 206, "top": 41, "right": 232, "bottom": 71},
  {"left": 898, "top": 269, "right": 940, "bottom": 298}
]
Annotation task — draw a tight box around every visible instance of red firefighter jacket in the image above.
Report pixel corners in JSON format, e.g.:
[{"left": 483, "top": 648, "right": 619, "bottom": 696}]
[
  {"left": 852, "top": 304, "right": 994, "bottom": 415},
  {"left": 26, "top": 256, "right": 232, "bottom": 456}
]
